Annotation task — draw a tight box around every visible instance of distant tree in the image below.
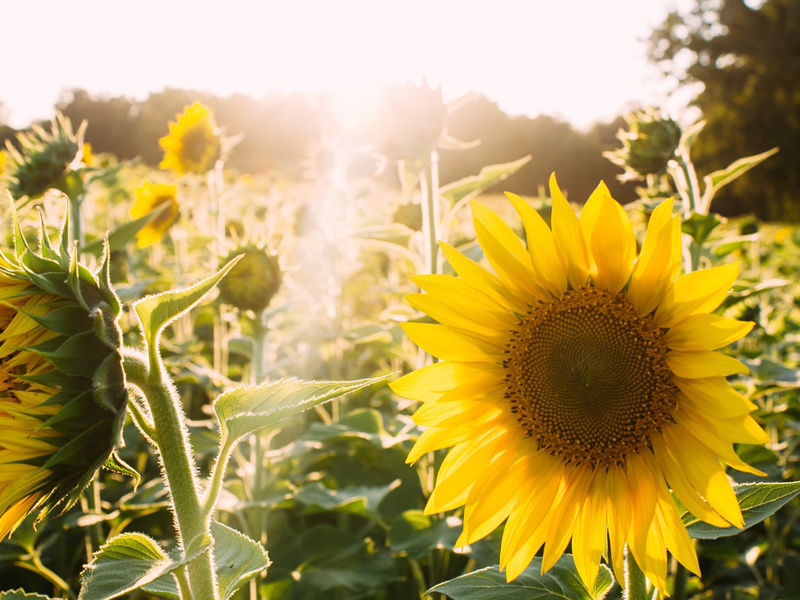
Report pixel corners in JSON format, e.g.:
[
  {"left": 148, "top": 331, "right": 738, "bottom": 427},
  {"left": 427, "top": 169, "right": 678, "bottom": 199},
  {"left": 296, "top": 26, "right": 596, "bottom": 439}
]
[
  {"left": 57, "top": 89, "right": 139, "bottom": 160},
  {"left": 649, "top": 0, "right": 800, "bottom": 220},
  {"left": 439, "top": 95, "right": 636, "bottom": 204}
]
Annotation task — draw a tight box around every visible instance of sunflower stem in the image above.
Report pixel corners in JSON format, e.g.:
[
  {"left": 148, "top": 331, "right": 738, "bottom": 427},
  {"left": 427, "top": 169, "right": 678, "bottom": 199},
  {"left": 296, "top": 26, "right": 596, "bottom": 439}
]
[
  {"left": 124, "top": 349, "right": 218, "bottom": 600},
  {"left": 624, "top": 546, "right": 648, "bottom": 600}
]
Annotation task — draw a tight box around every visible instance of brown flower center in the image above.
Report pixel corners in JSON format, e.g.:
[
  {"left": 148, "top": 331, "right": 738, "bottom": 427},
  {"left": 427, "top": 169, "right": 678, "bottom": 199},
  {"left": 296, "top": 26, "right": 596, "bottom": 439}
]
[{"left": 504, "top": 285, "right": 677, "bottom": 468}]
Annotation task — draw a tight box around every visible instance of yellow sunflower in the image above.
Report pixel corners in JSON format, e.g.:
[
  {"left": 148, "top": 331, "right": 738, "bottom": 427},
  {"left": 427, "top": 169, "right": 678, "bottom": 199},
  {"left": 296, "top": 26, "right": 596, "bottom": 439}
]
[
  {"left": 0, "top": 216, "right": 127, "bottom": 539},
  {"left": 159, "top": 103, "right": 221, "bottom": 174},
  {"left": 390, "top": 174, "right": 767, "bottom": 593},
  {"left": 131, "top": 181, "right": 180, "bottom": 248}
]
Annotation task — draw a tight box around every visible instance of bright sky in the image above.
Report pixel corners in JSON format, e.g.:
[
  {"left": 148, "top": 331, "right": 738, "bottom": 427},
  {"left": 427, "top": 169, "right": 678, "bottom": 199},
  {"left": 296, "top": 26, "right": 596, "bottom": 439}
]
[{"left": 2, "top": 0, "right": 692, "bottom": 130}]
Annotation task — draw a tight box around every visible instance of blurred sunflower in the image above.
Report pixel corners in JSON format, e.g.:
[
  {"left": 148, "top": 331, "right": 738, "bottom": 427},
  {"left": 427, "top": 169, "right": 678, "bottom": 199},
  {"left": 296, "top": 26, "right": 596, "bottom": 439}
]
[
  {"left": 2, "top": 113, "right": 85, "bottom": 205},
  {"left": 0, "top": 212, "right": 127, "bottom": 538},
  {"left": 217, "top": 246, "right": 282, "bottom": 314},
  {"left": 391, "top": 174, "right": 767, "bottom": 593},
  {"left": 159, "top": 103, "right": 221, "bottom": 174},
  {"left": 131, "top": 181, "right": 179, "bottom": 248}
]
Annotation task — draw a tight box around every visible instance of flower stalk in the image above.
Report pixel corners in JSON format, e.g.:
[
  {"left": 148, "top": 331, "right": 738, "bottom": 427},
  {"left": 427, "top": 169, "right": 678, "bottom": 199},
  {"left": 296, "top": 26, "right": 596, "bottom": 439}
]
[{"left": 123, "top": 349, "right": 218, "bottom": 600}]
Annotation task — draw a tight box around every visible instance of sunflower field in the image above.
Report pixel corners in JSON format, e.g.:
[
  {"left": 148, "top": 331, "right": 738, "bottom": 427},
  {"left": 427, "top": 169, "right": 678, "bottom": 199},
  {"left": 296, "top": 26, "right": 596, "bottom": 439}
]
[{"left": 0, "top": 95, "right": 798, "bottom": 600}]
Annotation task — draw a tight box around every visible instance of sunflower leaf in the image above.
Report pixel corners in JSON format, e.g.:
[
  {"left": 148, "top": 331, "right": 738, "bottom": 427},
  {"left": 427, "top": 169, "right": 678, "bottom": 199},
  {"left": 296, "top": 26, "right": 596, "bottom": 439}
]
[
  {"left": 214, "top": 375, "right": 388, "bottom": 446},
  {"left": 440, "top": 156, "right": 532, "bottom": 206},
  {"left": 78, "top": 532, "right": 210, "bottom": 600},
  {"left": 428, "top": 556, "right": 614, "bottom": 600},
  {"left": 682, "top": 481, "right": 800, "bottom": 539},
  {"left": 0, "top": 591, "right": 61, "bottom": 600},
  {"left": 142, "top": 521, "right": 270, "bottom": 600},
  {"left": 133, "top": 256, "right": 240, "bottom": 348}
]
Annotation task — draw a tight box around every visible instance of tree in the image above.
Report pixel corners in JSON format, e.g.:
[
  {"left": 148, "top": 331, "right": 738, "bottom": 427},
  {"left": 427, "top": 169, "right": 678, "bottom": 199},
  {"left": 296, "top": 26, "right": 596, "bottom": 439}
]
[{"left": 649, "top": 0, "right": 800, "bottom": 220}]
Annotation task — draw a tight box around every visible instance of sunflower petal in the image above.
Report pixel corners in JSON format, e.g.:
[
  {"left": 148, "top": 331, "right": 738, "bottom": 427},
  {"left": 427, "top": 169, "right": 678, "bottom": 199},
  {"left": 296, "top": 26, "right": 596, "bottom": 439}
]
[
  {"left": 506, "top": 192, "right": 568, "bottom": 297},
  {"left": 665, "top": 314, "right": 754, "bottom": 351},
  {"left": 589, "top": 194, "right": 636, "bottom": 295},
  {"left": 402, "top": 323, "right": 505, "bottom": 362},
  {"left": 667, "top": 350, "right": 749, "bottom": 377},
  {"left": 655, "top": 263, "right": 740, "bottom": 328},
  {"left": 550, "top": 174, "right": 590, "bottom": 288}
]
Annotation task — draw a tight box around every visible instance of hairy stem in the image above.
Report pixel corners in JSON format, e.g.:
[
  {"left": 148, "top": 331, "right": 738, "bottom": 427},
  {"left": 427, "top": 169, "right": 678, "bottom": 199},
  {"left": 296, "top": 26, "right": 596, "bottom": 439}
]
[
  {"left": 124, "top": 349, "right": 218, "bottom": 600},
  {"left": 624, "top": 546, "right": 648, "bottom": 600}
]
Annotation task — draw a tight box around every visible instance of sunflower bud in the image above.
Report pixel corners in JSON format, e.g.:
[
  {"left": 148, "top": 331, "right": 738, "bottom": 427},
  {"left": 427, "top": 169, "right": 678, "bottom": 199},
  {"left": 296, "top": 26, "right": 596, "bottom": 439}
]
[
  {"left": 606, "top": 109, "right": 682, "bottom": 180},
  {"left": 217, "top": 246, "right": 281, "bottom": 314},
  {"left": 2, "top": 113, "right": 86, "bottom": 205},
  {"left": 0, "top": 209, "right": 127, "bottom": 539},
  {"left": 375, "top": 79, "right": 447, "bottom": 161},
  {"left": 159, "top": 103, "right": 222, "bottom": 174}
]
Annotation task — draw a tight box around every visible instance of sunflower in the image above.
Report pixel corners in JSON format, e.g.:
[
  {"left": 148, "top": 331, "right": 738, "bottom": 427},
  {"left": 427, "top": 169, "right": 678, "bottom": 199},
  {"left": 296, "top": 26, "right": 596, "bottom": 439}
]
[
  {"left": 390, "top": 174, "right": 767, "bottom": 593},
  {"left": 217, "top": 246, "right": 282, "bottom": 314},
  {"left": 0, "top": 212, "right": 127, "bottom": 539},
  {"left": 131, "top": 181, "right": 179, "bottom": 248},
  {"left": 159, "top": 103, "right": 221, "bottom": 174}
]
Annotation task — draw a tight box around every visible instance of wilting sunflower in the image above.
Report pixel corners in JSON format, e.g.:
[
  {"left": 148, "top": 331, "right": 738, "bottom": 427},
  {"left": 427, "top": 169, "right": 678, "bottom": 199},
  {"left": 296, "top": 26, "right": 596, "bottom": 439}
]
[
  {"left": 0, "top": 210, "right": 127, "bottom": 539},
  {"left": 130, "top": 181, "right": 179, "bottom": 248},
  {"left": 391, "top": 174, "right": 767, "bottom": 593},
  {"left": 159, "top": 103, "right": 221, "bottom": 174}
]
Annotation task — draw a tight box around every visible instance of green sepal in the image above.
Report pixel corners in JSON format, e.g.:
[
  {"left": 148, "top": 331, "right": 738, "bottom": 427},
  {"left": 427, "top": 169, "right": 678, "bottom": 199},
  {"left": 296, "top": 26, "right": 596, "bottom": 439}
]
[
  {"left": 37, "top": 210, "right": 61, "bottom": 261},
  {"left": 32, "top": 330, "right": 108, "bottom": 378},
  {"left": 103, "top": 452, "right": 140, "bottom": 491},
  {"left": 59, "top": 203, "right": 71, "bottom": 254},
  {"left": 20, "top": 304, "right": 93, "bottom": 336},
  {"left": 22, "top": 270, "right": 73, "bottom": 298},
  {"left": 98, "top": 239, "right": 122, "bottom": 317},
  {"left": 20, "top": 369, "right": 88, "bottom": 392},
  {"left": 40, "top": 419, "right": 113, "bottom": 472},
  {"left": 92, "top": 304, "right": 123, "bottom": 350},
  {"left": 39, "top": 390, "right": 94, "bottom": 429},
  {"left": 19, "top": 248, "right": 63, "bottom": 279},
  {"left": 92, "top": 353, "right": 128, "bottom": 416}
]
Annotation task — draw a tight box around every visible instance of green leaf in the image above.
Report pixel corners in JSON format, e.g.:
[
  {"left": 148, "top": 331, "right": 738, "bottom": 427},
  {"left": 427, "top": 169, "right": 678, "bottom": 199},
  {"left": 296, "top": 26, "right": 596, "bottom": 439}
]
[
  {"left": 682, "top": 481, "right": 800, "bottom": 539},
  {"left": 103, "top": 451, "right": 141, "bottom": 490},
  {"left": 703, "top": 147, "right": 779, "bottom": 199},
  {"left": 0, "top": 591, "right": 60, "bottom": 600},
  {"left": 440, "top": 156, "right": 531, "bottom": 205},
  {"left": 83, "top": 204, "right": 172, "bottom": 256},
  {"left": 305, "top": 407, "right": 412, "bottom": 448},
  {"left": 428, "top": 556, "right": 614, "bottom": 600},
  {"left": 214, "top": 375, "right": 388, "bottom": 445},
  {"left": 142, "top": 521, "right": 270, "bottom": 600},
  {"left": 134, "top": 256, "right": 240, "bottom": 347},
  {"left": 78, "top": 532, "right": 210, "bottom": 600},
  {"left": 294, "top": 480, "right": 400, "bottom": 523},
  {"left": 681, "top": 212, "right": 723, "bottom": 247},
  {"left": 388, "top": 510, "right": 463, "bottom": 560}
]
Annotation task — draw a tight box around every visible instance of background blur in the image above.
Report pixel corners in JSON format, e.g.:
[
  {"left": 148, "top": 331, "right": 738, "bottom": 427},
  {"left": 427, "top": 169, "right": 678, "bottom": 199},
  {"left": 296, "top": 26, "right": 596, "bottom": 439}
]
[{"left": 2, "top": 0, "right": 798, "bottom": 219}]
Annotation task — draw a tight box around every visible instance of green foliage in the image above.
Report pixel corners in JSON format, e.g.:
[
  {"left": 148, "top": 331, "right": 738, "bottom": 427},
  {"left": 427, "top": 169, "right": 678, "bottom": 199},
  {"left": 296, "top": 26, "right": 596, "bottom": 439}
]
[
  {"left": 649, "top": 0, "right": 800, "bottom": 219},
  {"left": 78, "top": 532, "right": 209, "bottom": 600},
  {"left": 428, "top": 556, "right": 614, "bottom": 600},
  {"left": 682, "top": 482, "right": 800, "bottom": 539}
]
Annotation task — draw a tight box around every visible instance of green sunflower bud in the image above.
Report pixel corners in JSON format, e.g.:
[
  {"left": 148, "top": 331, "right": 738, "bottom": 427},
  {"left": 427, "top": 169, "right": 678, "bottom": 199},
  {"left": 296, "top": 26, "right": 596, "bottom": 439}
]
[
  {"left": 217, "top": 246, "right": 281, "bottom": 314},
  {"left": 2, "top": 113, "right": 86, "bottom": 205},
  {"left": 0, "top": 207, "right": 127, "bottom": 539},
  {"left": 375, "top": 79, "right": 447, "bottom": 161},
  {"left": 606, "top": 109, "right": 682, "bottom": 180}
]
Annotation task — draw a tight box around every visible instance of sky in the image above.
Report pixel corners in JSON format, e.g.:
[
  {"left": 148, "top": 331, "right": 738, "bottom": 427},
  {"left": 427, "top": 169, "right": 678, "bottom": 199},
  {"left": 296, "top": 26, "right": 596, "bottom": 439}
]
[{"left": 2, "top": 0, "right": 693, "bottom": 130}]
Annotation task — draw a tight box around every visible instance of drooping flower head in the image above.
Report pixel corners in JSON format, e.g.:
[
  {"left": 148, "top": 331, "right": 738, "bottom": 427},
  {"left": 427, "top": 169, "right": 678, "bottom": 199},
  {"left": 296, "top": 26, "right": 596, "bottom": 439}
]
[
  {"left": 391, "top": 174, "right": 766, "bottom": 593},
  {"left": 159, "top": 103, "right": 221, "bottom": 174},
  {"left": 0, "top": 208, "right": 127, "bottom": 539},
  {"left": 130, "top": 181, "right": 179, "bottom": 248},
  {"left": 217, "top": 246, "right": 282, "bottom": 314},
  {"left": 2, "top": 113, "right": 86, "bottom": 205},
  {"left": 375, "top": 79, "right": 446, "bottom": 161}
]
